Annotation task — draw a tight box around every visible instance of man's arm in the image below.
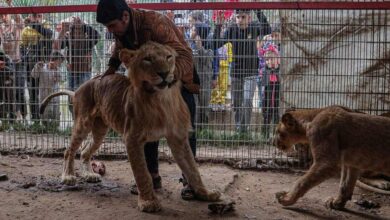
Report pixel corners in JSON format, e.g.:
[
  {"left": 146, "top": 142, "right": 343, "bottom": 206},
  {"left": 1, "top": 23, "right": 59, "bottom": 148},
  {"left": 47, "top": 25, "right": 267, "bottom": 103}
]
[{"left": 105, "top": 38, "right": 123, "bottom": 75}]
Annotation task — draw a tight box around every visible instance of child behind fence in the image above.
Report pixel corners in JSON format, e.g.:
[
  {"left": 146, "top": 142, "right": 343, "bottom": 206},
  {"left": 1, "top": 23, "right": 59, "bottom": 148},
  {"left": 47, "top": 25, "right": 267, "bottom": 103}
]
[
  {"left": 261, "top": 45, "right": 280, "bottom": 138},
  {"left": 31, "top": 51, "right": 65, "bottom": 122}
]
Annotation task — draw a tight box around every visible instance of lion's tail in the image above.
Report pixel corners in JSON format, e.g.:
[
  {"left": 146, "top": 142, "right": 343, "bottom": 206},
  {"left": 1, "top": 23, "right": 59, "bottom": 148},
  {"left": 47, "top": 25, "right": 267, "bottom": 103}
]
[
  {"left": 40, "top": 90, "right": 75, "bottom": 115},
  {"left": 356, "top": 180, "right": 390, "bottom": 195}
]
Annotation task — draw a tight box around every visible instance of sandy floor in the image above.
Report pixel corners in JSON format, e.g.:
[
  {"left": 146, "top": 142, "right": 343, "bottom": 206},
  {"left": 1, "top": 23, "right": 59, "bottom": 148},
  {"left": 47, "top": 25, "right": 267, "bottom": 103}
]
[{"left": 0, "top": 155, "right": 389, "bottom": 220}]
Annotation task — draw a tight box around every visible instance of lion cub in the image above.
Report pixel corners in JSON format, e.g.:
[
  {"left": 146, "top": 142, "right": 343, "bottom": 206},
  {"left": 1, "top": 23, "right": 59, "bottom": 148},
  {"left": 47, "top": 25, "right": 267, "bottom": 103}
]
[
  {"left": 41, "top": 42, "right": 220, "bottom": 212},
  {"left": 273, "top": 105, "right": 390, "bottom": 210}
]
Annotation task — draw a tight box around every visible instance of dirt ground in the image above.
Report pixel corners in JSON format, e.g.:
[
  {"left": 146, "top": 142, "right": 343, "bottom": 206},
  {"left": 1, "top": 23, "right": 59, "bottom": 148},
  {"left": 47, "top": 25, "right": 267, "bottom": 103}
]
[{"left": 0, "top": 155, "right": 389, "bottom": 220}]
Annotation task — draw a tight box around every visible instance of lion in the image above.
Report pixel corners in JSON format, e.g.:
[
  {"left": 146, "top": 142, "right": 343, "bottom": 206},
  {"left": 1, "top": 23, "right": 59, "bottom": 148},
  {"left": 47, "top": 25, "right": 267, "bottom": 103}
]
[
  {"left": 40, "top": 41, "right": 220, "bottom": 212},
  {"left": 273, "top": 105, "right": 390, "bottom": 210},
  {"left": 282, "top": 109, "right": 390, "bottom": 195}
]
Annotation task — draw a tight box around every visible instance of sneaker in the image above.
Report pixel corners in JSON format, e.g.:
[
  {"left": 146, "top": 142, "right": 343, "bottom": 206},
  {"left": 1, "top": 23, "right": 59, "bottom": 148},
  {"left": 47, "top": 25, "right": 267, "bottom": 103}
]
[
  {"left": 181, "top": 184, "right": 196, "bottom": 200},
  {"left": 179, "top": 176, "right": 196, "bottom": 200}
]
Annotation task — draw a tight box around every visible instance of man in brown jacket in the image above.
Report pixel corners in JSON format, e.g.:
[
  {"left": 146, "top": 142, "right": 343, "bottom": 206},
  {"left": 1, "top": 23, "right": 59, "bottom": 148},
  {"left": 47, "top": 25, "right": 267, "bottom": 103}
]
[{"left": 96, "top": 0, "right": 200, "bottom": 200}]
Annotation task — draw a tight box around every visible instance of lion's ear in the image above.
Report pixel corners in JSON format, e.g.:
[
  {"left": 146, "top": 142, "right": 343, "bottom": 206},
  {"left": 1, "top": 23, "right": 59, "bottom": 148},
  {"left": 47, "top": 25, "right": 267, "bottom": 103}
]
[
  {"left": 119, "top": 49, "right": 137, "bottom": 65},
  {"left": 281, "top": 112, "right": 296, "bottom": 128}
]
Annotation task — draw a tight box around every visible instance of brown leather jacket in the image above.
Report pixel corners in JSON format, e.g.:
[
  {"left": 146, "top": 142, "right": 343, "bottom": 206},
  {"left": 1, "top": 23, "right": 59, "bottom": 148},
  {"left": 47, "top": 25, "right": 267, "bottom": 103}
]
[{"left": 109, "top": 8, "right": 199, "bottom": 94}]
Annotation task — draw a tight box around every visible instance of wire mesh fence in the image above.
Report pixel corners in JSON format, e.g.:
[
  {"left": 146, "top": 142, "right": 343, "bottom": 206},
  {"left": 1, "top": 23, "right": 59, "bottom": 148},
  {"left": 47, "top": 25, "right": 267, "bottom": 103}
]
[{"left": 0, "top": 1, "right": 389, "bottom": 169}]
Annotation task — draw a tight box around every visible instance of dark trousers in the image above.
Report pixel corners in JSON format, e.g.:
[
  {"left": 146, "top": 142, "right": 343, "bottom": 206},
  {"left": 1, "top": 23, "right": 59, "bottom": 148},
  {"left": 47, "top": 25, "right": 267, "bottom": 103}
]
[
  {"left": 262, "top": 81, "right": 280, "bottom": 136},
  {"left": 145, "top": 87, "right": 197, "bottom": 174},
  {"left": 27, "top": 77, "right": 39, "bottom": 120},
  {"left": 14, "top": 62, "right": 26, "bottom": 115},
  {"left": 0, "top": 73, "right": 14, "bottom": 119}
]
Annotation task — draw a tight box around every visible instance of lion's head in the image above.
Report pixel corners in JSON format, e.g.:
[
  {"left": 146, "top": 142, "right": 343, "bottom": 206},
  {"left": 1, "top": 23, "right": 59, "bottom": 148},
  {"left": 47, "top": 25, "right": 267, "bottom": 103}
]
[
  {"left": 119, "top": 41, "right": 178, "bottom": 92},
  {"left": 273, "top": 111, "right": 308, "bottom": 152}
]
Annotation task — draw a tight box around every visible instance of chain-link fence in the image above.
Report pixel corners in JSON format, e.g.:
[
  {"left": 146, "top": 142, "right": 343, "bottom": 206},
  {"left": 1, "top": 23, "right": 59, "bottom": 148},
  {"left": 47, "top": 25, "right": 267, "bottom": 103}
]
[{"left": 0, "top": 1, "right": 389, "bottom": 169}]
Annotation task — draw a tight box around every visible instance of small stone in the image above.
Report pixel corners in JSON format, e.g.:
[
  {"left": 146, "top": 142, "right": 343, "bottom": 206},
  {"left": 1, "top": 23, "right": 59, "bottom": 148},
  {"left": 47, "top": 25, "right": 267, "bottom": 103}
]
[
  {"left": 21, "top": 182, "right": 36, "bottom": 189},
  {"left": 20, "top": 155, "right": 29, "bottom": 159}
]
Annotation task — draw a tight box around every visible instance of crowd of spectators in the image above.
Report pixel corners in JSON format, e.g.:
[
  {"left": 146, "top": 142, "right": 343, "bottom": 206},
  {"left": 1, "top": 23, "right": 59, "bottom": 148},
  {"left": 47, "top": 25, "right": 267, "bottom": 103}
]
[{"left": 0, "top": 1, "right": 282, "bottom": 136}]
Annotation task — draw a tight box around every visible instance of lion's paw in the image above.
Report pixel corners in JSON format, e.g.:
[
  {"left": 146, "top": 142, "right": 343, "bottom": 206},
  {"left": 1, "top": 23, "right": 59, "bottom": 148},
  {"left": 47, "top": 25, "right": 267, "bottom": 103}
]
[
  {"left": 61, "top": 175, "right": 77, "bottom": 185},
  {"left": 205, "top": 190, "right": 221, "bottom": 202},
  {"left": 193, "top": 189, "right": 221, "bottom": 201},
  {"left": 138, "top": 198, "right": 162, "bottom": 213},
  {"left": 275, "top": 191, "right": 295, "bottom": 206},
  {"left": 82, "top": 172, "right": 102, "bottom": 183},
  {"left": 325, "top": 197, "right": 345, "bottom": 210}
]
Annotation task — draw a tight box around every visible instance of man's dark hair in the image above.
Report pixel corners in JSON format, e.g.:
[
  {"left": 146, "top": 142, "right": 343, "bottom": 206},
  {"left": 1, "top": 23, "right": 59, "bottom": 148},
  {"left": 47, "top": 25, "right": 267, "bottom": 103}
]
[
  {"left": 49, "top": 51, "right": 65, "bottom": 62},
  {"left": 96, "top": 0, "right": 130, "bottom": 24}
]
